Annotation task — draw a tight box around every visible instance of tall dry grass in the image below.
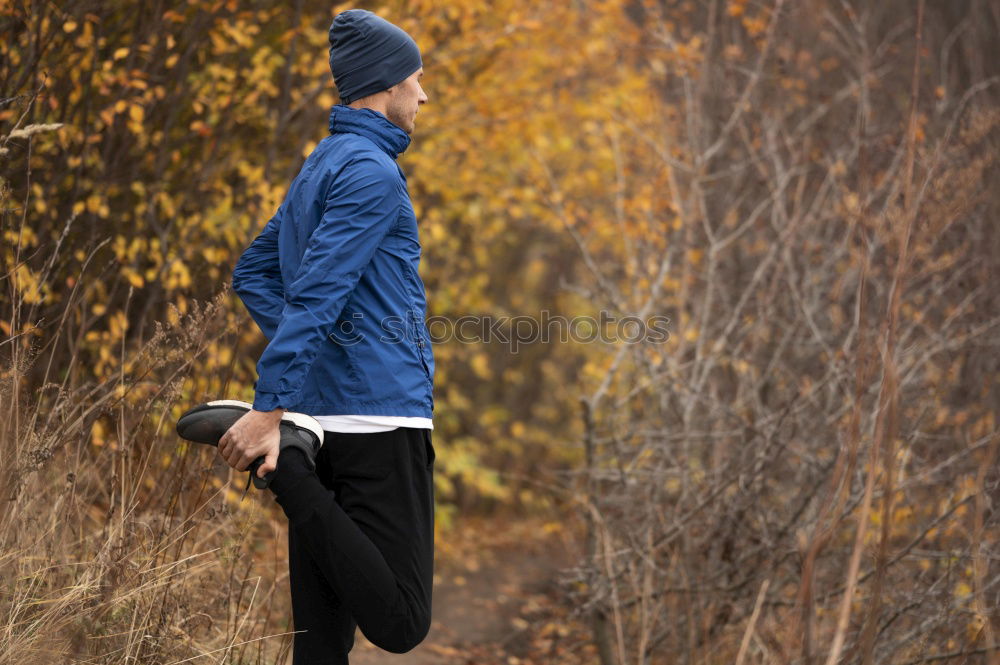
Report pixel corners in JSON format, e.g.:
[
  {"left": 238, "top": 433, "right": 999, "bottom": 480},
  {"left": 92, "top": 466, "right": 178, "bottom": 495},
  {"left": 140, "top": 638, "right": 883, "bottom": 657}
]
[{"left": 2, "top": 113, "right": 298, "bottom": 665}]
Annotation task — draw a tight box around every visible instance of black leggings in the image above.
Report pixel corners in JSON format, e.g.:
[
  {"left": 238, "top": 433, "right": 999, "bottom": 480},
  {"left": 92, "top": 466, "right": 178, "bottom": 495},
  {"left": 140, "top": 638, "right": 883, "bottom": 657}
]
[{"left": 276, "top": 426, "right": 435, "bottom": 664}]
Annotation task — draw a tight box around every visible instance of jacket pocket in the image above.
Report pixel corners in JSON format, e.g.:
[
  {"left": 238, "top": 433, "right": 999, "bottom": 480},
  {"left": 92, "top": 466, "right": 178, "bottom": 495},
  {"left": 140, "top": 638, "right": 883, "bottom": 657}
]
[
  {"left": 410, "top": 317, "right": 433, "bottom": 383},
  {"left": 326, "top": 329, "right": 365, "bottom": 395}
]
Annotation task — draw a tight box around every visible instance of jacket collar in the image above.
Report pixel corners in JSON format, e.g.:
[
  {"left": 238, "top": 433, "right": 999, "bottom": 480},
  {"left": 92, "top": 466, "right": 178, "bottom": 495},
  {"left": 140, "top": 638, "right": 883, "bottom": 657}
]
[{"left": 328, "top": 104, "right": 411, "bottom": 159}]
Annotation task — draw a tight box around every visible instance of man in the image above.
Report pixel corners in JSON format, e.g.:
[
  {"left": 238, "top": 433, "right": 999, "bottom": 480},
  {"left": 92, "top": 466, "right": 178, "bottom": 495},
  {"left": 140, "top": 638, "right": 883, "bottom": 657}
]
[{"left": 183, "top": 9, "right": 435, "bottom": 663}]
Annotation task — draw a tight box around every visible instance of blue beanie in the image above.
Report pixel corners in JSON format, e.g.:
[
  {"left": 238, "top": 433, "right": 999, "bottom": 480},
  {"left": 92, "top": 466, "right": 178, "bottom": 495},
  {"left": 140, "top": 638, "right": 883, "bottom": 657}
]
[{"left": 328, "top": 9, "right": 422, "bottom": 105}]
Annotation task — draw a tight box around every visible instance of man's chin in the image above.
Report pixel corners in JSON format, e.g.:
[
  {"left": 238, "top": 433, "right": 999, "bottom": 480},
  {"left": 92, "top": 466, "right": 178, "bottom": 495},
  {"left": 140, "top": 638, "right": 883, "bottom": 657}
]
[{"left": 388, "top": 116, "right": 415, "bottom": 134}]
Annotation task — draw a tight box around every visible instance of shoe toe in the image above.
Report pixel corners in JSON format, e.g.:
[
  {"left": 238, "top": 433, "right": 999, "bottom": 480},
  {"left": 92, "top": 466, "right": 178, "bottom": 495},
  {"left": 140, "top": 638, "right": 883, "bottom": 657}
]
[{"left": 176, "top": 403, "right": 249, "bottom": 445}]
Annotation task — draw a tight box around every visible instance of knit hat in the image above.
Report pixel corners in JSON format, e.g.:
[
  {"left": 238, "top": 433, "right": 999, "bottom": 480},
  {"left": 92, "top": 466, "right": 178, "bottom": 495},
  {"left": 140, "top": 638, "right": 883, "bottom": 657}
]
[{"left": 328, "top": 9, "right": 422, "bottom": 105}]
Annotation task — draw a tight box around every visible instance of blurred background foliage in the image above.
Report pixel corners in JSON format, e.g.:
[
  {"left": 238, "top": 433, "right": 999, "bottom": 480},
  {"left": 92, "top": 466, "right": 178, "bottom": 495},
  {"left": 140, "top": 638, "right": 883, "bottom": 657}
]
[{"left": 0, "top": 0, "right": 648, "bottom": 523}]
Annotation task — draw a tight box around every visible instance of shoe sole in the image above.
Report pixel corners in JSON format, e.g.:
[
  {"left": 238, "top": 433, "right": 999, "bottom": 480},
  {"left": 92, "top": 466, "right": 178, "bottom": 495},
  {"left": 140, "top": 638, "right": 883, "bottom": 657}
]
[
  {"left": 204, "top": 399, "right": 325, "bottom": 445},
  {"left": 176, "top": 400, "right": 324, "bottom": 490}
]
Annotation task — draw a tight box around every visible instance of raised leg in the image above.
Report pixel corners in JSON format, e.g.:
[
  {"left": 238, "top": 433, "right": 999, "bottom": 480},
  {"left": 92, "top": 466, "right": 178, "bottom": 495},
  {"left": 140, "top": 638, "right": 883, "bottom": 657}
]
[{"left": 272, "top": 427, "right": 435, "bottom": 661}]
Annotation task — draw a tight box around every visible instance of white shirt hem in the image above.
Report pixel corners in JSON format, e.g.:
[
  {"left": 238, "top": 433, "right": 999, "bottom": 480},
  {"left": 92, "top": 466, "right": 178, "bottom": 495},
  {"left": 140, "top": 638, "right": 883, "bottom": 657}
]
[{"left": 313, "top": 414, "right": 434, "bottom": 433}]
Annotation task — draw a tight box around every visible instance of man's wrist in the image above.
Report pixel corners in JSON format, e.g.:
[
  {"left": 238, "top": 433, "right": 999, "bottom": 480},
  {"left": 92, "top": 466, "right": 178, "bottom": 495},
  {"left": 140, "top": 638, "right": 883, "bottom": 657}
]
[{"left": 252, "top": 407, "right": 286, "bottom": 420}]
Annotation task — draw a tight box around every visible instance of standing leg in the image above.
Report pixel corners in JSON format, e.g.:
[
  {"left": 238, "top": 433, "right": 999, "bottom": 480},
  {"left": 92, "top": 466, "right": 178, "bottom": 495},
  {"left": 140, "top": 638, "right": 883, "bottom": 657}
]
[
  {"left": 287, "top": 520, "right": 357, "bottom": 664},
  {"left": 271, "top": 426, "right": 435, "bottom": 660},
  {"left": 284, "top": 426, "right": 357, "bottom": 663}
]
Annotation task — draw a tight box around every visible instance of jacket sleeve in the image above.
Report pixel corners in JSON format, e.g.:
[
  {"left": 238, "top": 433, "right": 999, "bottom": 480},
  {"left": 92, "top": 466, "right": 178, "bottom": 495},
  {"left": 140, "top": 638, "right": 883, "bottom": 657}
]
[
  {"left": 251, "top": 157, "right": 402, "bottom": 412},
  {"left": 232, "top": 204, "right": 286, "bottom": 342}
]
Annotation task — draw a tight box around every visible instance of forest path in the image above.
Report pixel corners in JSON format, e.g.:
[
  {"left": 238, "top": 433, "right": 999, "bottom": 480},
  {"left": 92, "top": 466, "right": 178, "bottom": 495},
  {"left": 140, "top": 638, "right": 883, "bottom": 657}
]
[{"left": 348, "top": 514, "right": 584, "bottom": 665}]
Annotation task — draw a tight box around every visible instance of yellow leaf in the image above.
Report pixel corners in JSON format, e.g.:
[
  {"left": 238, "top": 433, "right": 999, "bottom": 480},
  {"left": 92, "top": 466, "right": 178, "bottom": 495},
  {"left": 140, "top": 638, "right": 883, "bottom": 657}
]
[
  {"left": 124, "top": 269, "right": 144, "bottom": 288},
  {"left": 113, "top": 47, "right": 129, "bottom": 60},
  {"left": 91, "top": 420, "right": 105, "bottom": 446},
  {"left": 129, "top": 104, "right": 144, "bottom": 123},
  {"left": 471, "top": 353, "right": 491, "bottom": 379}
]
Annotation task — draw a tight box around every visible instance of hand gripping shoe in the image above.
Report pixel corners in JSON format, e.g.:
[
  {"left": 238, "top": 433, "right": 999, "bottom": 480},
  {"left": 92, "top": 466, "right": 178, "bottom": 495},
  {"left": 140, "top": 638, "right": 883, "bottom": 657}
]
[{"left": 176, "top": 399, "right": 324, "bottom": 500}]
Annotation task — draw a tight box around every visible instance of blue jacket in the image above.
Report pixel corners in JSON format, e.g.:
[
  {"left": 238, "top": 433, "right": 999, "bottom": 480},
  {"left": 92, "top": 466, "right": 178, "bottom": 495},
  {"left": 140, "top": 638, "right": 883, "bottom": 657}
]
[{"left": 232, "top": 105, "right": 434, "bottom": 417}]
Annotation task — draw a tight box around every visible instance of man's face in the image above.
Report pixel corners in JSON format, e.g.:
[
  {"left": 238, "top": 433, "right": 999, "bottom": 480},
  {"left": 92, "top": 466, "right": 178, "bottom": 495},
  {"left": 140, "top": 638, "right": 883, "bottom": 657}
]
[{"left": 385, "top": 68, "right": 427, "bottom": 135}]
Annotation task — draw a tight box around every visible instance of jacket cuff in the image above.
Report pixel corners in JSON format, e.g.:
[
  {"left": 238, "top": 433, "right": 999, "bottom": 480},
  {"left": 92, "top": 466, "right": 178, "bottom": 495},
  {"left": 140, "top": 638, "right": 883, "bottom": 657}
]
[
  {"left": 252, "top": 380, "right": 295, "bottom": 411},
  {"left": 252, "top": 390, "right": 284, "bottom": 412}
]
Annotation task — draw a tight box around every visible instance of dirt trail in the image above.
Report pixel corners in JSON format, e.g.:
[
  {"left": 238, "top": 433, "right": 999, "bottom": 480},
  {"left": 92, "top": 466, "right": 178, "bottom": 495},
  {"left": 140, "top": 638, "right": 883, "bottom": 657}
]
[{"left": 348, "top": 515, "right": 579, "bottom": 664}]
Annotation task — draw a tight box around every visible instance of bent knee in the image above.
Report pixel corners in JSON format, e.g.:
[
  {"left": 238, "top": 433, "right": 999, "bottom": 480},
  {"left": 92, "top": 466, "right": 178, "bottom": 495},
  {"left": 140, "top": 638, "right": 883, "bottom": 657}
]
[{"left": 373, "top": 614, "right": 432, "bottom": 654}]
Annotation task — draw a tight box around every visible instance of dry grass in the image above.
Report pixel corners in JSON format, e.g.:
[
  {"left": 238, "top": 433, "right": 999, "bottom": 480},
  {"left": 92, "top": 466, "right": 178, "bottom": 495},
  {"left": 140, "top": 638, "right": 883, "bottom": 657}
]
[
  {"left": 0, "top": 299, "right": 306, "bottom": 663},
  {"left": 0, "top": 177, "right": 300, "bottom": 662}
]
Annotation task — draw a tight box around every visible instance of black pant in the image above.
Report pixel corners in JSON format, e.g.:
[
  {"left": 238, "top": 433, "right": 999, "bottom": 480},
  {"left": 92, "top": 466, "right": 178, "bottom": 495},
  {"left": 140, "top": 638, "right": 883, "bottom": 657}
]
[{"left": 279, "top": 426, "right": 435, "bottom": 664}]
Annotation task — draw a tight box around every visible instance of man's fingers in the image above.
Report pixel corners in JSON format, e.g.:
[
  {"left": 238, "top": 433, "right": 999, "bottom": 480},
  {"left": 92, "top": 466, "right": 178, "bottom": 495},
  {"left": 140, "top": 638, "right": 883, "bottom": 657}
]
[
  {"left": 222, "top": 441, "right": 240, "bottom": 467},
  {"left": 220, "top": 428, "right": 237, "bottom": 457},
  {"left": 236, "top": 453, "right": 251, "bottom": 472},
  {"left": 258, "top": 449, "right": 279, "bottom": 478},
  {"left": 213, "top": 413, "right": 280, "bottom": 475}
]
